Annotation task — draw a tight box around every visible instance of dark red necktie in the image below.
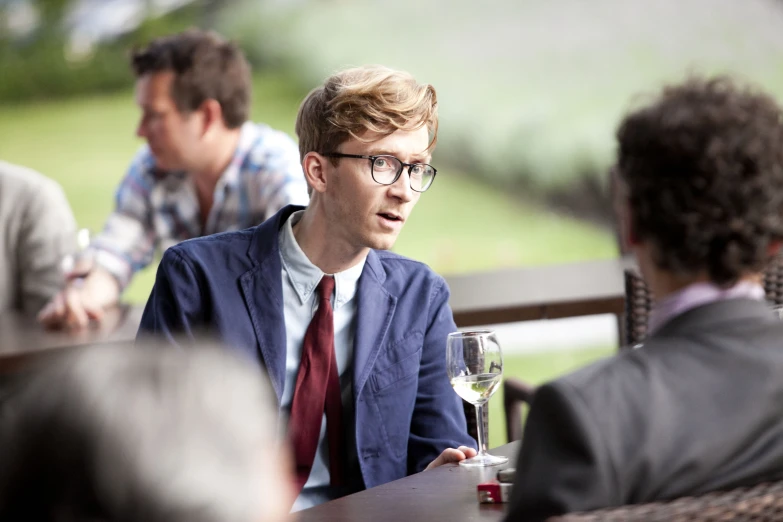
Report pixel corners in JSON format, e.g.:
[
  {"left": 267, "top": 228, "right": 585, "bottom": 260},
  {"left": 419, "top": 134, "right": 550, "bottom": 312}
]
[{"left": 289, "top": 275, "right": 344, "bottom": 494}]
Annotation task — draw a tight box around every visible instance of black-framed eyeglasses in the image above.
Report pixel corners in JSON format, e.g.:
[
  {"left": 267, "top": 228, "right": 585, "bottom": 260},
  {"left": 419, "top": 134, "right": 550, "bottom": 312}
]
[{"left": 323, "top": 153, "right": 437, "bottom": 193}]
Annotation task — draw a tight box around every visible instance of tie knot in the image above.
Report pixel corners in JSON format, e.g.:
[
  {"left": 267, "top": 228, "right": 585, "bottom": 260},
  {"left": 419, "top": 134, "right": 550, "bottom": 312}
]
[{"left": 317, "top": 275, "right": 335, "bottom": 300}]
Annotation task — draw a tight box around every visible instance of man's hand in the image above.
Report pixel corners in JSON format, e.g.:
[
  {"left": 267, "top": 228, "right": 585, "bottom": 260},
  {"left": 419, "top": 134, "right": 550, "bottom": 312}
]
[
  {"left": 424, "top": 446, "right": 478, "bottom": 471},
  {"left": 38, "top": 268, "right": 120, "bottom": 330}
]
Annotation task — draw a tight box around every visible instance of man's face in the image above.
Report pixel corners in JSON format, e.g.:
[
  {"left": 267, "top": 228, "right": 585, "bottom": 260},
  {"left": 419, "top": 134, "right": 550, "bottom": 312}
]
[
  {"left": 322, "top": 126, "right": 429, "bottom": 252},
  {"left": 134, "top": 71, "right": 203, "bottom": 172}
]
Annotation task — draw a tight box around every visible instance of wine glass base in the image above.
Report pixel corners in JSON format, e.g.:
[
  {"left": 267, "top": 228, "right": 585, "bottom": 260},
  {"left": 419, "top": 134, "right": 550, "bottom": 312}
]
[{"left": 458, "top": 453, "right": 509, "bottom": 467}]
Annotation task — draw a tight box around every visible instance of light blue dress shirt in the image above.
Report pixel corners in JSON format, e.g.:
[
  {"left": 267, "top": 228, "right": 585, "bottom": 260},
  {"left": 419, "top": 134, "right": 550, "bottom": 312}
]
[{"left": 278, "top": 211, "right": 366, "bottom": 511}]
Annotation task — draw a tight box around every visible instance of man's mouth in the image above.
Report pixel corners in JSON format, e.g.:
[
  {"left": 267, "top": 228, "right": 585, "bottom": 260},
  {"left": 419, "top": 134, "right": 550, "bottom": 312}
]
[{"left": 378, "top": 212, "right": 403, "bottom": 223}]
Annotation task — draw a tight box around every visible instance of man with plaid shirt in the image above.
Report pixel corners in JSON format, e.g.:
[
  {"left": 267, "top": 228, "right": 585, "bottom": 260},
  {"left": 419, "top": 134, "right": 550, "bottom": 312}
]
[{"left": 39, "top": 29, "right": 308, "bottom": 329}]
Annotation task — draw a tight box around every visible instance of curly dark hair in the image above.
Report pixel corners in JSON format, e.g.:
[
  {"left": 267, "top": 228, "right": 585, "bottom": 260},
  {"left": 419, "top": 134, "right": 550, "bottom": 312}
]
[
  {"left": 616, "top": 76, "right": 783, "bottom": 286},
  {"left": 130, "top": 28, "right": 251, "bottom": 128}
]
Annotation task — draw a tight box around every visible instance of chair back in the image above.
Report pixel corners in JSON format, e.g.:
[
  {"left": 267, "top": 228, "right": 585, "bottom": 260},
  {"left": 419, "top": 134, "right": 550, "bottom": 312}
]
[
  {"left": 622, "top": 255, "right": 783, "bottom": 347},
  {"left": 764, "top": 255, "right": 783, "bottom": 306},
  {"left": 623, "top": 270, "right": 653, "bottom": 347},
  {"left": 502, "top": 378, "right": 536, "bottom": 442}
]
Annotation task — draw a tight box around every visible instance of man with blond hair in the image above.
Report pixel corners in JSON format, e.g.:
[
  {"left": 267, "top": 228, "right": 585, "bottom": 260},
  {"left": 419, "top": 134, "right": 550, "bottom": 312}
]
[{"left": 139, "top": 65, "right": 477, "bottom": 510}]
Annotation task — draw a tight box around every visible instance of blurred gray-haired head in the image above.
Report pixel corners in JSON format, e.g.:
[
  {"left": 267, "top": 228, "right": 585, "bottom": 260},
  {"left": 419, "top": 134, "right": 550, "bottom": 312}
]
[{"left": 0, "top": 342, "right": 291, "bottom": 522}]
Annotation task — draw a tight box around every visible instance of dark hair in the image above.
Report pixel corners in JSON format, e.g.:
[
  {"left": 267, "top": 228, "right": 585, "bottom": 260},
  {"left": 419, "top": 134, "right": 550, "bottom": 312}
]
[
  {"left": 616, "top": 76, "right": 783, "bottom": 286},
  {"left": 131, "top": 28, "right": 251, "bottom": 128},
  {"left": 0, "top": 343, "right": 281, "bottom": 522}
]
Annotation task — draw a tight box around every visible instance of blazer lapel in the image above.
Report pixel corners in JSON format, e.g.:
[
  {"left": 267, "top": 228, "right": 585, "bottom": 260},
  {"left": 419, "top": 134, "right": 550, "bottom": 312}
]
[
  {"left": 353, "top": 251, "right": 397, "bottom": 401},
  {"left": 239, "top": 204, "right": 303, "bottom": 405},
  {"left": 240, "top": 258, "right": 286, "bottom": 405}
]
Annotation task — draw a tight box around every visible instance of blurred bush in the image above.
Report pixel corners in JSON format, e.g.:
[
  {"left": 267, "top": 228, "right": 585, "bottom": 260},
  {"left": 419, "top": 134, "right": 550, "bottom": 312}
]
[
  {"left": 219, "top": 0, "right": 783, "bottom": 226},
  {"left": 6, "top": 0, "right": 783, "bottom": 227},
  {"left": 0, "top": 0, "right": 201, "bottom": 102}
]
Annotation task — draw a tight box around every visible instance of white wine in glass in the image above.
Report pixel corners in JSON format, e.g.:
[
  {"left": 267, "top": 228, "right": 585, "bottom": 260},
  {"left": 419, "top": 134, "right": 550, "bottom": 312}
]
[
  {"left": 451, "top": 373, "right": 502, "bottom": 404},
  {"left": 447, "top": 330, "right": 508, "bottom": 467}
]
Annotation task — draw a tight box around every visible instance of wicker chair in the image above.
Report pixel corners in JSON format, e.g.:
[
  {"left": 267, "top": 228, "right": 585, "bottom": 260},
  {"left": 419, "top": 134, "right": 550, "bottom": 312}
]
[
  {"left": 623, "top": 255, "right": 783, "bottom": 347},
  {"left": 623, "top": 269, "right": 654, "bottom": 347},
  {"left": 763, "top": 256, "right": 783, "bottom": 306},
  {"left": 502, "top": 378, "right": 536, "bottom": 442},
  {"left": 548, "top": 480, "right": 783, "bottom": 522}
]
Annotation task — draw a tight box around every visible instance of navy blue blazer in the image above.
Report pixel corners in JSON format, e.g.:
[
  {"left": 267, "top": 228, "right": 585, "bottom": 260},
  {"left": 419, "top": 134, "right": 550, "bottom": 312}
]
[{"left": 138, "top": 205, "right": 475, "bottom": 489}]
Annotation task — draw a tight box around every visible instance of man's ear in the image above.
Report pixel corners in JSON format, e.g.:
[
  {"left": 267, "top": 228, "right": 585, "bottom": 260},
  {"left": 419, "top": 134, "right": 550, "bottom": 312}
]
[
  {"left": 623, "top": 201, "right": 641, "bottom": 247},
  {"left": 198, "top": 99, "right": 223, "bottom": 137},
  {"left": 302, "top": 152, "right": 329, "bottom": 194},
  {"left": 768, "top": 240, "right": 782, "bottom": 258},
  {"left": 611, "top": 169, "right": 639, "bottom": 251}
]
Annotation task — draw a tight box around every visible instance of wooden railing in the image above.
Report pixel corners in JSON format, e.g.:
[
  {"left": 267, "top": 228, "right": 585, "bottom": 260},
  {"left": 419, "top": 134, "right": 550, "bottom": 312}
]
[
  {"left": 446, "top": 256, "right": 633, "bottom": 327},
  {"left": 0, "top": 257, "right": 634, "bottom": 371}
]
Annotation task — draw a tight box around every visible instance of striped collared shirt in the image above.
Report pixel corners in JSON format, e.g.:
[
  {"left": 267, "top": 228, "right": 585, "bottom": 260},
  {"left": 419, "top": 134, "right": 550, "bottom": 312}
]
[{"left": 91, "top": 121, "right": 309, "bottom": 289}]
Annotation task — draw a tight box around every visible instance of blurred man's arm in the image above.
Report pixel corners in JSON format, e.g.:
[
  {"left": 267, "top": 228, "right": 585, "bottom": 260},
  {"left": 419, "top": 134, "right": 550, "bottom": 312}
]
[
  {"left": 503, "top": 382, "right": 617, "bottom": 522},
  {"left": 37, "top": 267, "right": 120, "bottom": 329},
  {"left": 38, "top": 156, "right": 157, "bottom": 329},
  {"left": 18, "top": 177, "right": 77, "bottom": 316}
]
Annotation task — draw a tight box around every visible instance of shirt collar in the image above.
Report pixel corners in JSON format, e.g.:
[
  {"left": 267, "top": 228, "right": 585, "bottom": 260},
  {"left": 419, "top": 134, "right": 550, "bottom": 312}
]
[
  {"left": 216, "top": 121, "right": 258, "bottom": 191},
  {"left": 278, "top": 211, "right": 366, "bottom": 308},
  {"left": 648, "top": 280, "right": 766, "bottom": 335},
  {"left": 151, "top": 122, "right": 257, "bottom": 190}
]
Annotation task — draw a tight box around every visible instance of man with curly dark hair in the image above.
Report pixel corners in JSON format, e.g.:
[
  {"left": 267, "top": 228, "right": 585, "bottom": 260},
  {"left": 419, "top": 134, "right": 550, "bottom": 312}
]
[{"left": 504, "top": 77, "right": 783, "bottom": 521}]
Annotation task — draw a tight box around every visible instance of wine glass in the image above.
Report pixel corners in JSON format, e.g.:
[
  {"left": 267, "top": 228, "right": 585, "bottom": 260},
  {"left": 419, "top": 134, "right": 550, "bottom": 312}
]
[
  {"left": 447, "top": 330, "right": 508, "bottom": 467},
  {"left": 61, "top": 228, "right": 95, "bottom": 283}
]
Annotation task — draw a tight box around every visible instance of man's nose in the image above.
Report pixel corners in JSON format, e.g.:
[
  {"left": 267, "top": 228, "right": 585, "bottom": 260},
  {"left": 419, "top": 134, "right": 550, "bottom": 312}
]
[{"left": 387, "top": 168, "right": 414, "bottom": 202}]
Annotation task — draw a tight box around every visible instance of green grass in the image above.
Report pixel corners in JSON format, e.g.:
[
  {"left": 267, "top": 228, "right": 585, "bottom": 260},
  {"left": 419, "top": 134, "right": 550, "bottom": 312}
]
[{"left": 0, "top": 71, "right": 617, "bottom": 303}]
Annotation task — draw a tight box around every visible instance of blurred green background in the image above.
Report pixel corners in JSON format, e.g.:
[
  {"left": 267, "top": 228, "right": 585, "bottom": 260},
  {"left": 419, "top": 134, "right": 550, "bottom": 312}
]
[{"left": 3, "top": 0, "right": 783, "bottom": 447}]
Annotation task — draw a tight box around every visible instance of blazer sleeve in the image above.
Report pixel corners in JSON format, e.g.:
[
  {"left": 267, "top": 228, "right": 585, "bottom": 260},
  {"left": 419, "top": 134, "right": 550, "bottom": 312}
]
[
  {"left": 504, "top": 381, "right": 618, "bottom": 522},
  {"left": 407, "top": 278, "right": 477, "bottom": 474},
  {"left": 137, "top": 247, "right": 206, "bottom": 344}
]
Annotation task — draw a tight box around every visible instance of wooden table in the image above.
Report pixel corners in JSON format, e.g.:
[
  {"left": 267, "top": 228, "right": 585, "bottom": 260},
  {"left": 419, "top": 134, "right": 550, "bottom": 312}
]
[
  {"left": 298, "top": 442, "right": 519, "bottom": 522},
  {"left": 446, "top": 257, "right": 634, "bottom": 327},
  {"left": 0, "top": 305, "right": 143, "bottom": 372}
]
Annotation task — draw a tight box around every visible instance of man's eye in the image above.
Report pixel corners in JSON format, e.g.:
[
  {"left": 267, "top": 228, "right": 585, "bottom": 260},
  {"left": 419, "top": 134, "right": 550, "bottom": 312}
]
[{"left": 374, "top": 157, "right": 396, "bottom": 170}]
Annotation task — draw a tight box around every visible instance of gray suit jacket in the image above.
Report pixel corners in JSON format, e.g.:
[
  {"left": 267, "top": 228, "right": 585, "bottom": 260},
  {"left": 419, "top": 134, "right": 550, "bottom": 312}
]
[
  {"left": 0, "top": 162, "right": 76, "bottom": 316},
  {"left": 505, "top": 298, "right": 783, "bottom": 521}
]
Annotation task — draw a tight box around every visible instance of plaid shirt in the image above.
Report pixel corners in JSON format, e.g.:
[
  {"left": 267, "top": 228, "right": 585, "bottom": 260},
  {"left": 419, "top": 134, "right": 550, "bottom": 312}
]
[{"left": 92, "top": 122, "right": 309, "bottom": 290}]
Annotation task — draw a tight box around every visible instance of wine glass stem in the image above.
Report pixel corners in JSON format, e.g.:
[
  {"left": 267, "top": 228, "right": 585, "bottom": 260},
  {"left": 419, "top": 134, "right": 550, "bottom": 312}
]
[{"left": 475, "top": 402, "right": 488, "bottom": 456}]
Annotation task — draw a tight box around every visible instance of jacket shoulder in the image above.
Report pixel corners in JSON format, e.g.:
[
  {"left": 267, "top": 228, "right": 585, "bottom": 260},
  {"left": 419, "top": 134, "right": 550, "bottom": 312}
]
[
  {"left": 0, "top": 161, "right": 64, "bottom": 195},
  {"left": 545, "top": 347, "right": 658, "bottom": 450},
  {"left": 375, "top": 250, "right": 441, "bottom": 277},
  {"left": 553, "top": 348, "right": 652, "bottom": 404},
  {"left": 165, "top": 227, "right": 257, "bottom": 269},
  {"left": 374, "top": 250, "right": 446, "bottom": 293}
]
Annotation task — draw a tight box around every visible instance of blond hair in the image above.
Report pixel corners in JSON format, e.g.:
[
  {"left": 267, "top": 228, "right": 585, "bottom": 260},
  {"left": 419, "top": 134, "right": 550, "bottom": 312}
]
[{"left": 295, "top": 65, "right": 438, "bottom": 162}]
